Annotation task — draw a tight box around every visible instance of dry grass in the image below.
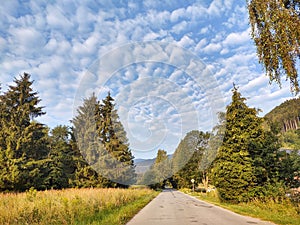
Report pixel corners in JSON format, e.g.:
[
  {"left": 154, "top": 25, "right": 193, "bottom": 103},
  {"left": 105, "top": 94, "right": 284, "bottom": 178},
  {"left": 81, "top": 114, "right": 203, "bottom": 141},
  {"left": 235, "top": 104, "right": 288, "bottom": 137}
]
[{"left": 0, "top": 188, "right": 157, "bottom": 225}]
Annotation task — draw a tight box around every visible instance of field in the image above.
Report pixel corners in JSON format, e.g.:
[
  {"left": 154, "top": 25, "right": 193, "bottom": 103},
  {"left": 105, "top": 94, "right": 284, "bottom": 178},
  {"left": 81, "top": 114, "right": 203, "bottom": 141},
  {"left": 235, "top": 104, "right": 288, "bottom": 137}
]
[
  {"left": 0, "top": 188, "right": 158, "bottom": 225},
  {"left": 181, "top": 188, "right": 300, "bottom": 225}
]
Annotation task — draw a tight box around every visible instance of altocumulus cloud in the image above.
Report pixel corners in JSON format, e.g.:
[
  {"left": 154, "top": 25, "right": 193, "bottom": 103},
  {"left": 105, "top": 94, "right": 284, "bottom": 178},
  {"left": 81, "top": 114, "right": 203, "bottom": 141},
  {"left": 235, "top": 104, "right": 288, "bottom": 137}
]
[{"left": 0, "top": 0, "right": 295, "bottom": 158}]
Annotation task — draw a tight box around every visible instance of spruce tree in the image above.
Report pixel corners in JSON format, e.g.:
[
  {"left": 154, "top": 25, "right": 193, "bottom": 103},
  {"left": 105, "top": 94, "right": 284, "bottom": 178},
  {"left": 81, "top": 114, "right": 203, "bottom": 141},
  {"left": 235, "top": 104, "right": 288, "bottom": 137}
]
[
  {"left": 72, "top": 94, "right": 111, "bottom": 187},
  {"left": 0, "top": 73, "right": 49, "bottom": 191},
  {"left": 212, "top": 86, "right": 262, "bottom": 202},
  {"left": 96, "top": 93, "right": 136, "bottom": 187},
  {"left": 141, "top": 149, "right": 172, "bottom": 189},
  {"left": 213, "top": 86, "right": 284, "bottom": 201}
]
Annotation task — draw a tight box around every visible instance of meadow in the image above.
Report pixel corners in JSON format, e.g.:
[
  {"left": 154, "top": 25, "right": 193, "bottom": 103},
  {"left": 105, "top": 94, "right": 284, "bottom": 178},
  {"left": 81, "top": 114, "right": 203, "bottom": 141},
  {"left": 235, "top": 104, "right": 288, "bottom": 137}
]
[
  {"left": 182, "top": 188, "right": 300, "bottom": 225},
  {"left": 0, "top": 187, "right": 158, "bottom": 225}
]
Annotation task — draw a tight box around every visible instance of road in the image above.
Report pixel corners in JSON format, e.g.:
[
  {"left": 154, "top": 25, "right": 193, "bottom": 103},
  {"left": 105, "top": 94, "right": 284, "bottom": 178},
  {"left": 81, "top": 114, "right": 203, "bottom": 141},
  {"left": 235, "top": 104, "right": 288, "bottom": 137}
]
[{"left": 126, "top": 189, "right": 276, "bottom": 225}]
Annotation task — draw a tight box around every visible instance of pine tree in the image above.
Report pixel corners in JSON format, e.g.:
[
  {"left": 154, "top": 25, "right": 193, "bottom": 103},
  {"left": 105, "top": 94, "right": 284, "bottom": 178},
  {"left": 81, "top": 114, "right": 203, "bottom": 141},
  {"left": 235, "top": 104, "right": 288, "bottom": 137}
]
[
  {"left": 72, "top": 94, "right": 111, "bottom": 187},
  {"left": 212, "top": 86, "right": 263, "bottom": 202},
  {"left": 96, "top": 93, "right": 136, "bottom": 187},
  {"left": 212, "top": 86, "right": 284, "bottom": 201},
  {"left": 0, "top": 73, "right": 49, "bottom": 191}
]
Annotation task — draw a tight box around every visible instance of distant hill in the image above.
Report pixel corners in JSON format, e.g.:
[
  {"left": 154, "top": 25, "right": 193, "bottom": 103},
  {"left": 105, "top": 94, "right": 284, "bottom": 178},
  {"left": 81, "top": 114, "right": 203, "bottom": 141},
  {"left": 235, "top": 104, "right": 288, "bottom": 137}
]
[
  {"left": 264, "top": 97, "right": 300, "bottom": 150},
  {"left": 264, "top": 97, "right": 300, "bottom": 132},
  {"left": 134, "top": 158, "right": 156, "bottom": 174},
  {"left": 134, "top": 155, "right": 173, "bottom": 174}
]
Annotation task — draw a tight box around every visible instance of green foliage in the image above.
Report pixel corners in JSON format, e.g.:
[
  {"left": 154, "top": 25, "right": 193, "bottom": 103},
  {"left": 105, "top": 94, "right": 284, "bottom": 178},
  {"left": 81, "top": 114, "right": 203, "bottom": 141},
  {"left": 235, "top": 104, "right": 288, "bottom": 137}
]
[
  {"left": 212, "top": 86, "right": 282, "bottom": 202},
  {"left": 96, "top": 93, "right": 136, "bottom": 186},
  {"left": 0, "top": 73, "right": 49, "bottom": 191},
  {"left": 247, "top": 0, "right": 300, "bottom": 93},
  {"left": 72, "top": 94, "right": 114, "bottom": 188},
  {"left": 279, "top": 150, "right": 300, "bottom": 188},
  {"left": 264, "top": 97, "right": 300, "bottom": 133},
  {"left": 44, "top": 125, "right": 76, "bottom": 189},
  {"left": 281, "top": 129, "right": 300, "bottom": 150},
  {"left": 72, "top": 92, "right": 136, "bottom": 188},
  {"left": 0, "top": 75, "right": 137, "bottom": 191},
  {"left": 140, "top": 149, "right": 172, "bottom": 189},
  {"left": 172, "top": 131, "right": 210, "bottom": 189}
]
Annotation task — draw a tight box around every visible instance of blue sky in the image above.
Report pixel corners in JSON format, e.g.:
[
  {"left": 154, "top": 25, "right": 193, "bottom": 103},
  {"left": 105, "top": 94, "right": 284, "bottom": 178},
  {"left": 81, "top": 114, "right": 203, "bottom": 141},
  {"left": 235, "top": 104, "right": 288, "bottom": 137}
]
[{"left": 0, "top": 0, "right": 297, "bottom": 159}]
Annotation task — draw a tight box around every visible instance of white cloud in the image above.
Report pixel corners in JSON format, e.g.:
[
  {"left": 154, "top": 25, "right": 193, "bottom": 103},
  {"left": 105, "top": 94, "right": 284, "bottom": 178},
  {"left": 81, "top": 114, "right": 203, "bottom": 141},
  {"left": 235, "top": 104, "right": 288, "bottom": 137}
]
[
  {"left": 202, "top": 43, "right": 222, "bottom": 54},
  {"left": 170, "top": 8, "right": 186, "bottom": 22},
  {"left": 207, "top": 0, "right": 221, "bottom": 15},
  {"left": 223, "top": 28, "right": 251, "bottom": 46},
  {"left": 8, "top": 27, "right": 46, "bottom": 54},
  {"left": 0, "top": 0, "right": 295, "bottom": 159},
  {"left": 177, "top": 35, "right": 195, "bottom": 48},
  {"left": 46, "top": 4, "right": 74, "bottom": 31}
]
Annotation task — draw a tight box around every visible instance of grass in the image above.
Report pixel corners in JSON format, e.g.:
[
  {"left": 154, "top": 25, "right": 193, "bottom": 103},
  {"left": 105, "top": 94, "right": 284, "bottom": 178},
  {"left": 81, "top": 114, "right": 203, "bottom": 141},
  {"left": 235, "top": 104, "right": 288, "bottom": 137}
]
[
  {"left": 181, "top": 188, "right": 300, "bottom": 225},
  {"left": 0, "top": 187, "right": 158, "bottom": 225}
]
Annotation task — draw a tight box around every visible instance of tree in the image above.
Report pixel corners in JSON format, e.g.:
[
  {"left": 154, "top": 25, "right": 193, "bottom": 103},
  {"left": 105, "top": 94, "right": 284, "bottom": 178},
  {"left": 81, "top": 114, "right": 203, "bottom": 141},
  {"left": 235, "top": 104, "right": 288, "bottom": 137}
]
[
  {"left": 247, "top": 0, "right": 300, "bottom": 93},
  {"left": 172, "top": 130, "right": 210, "bottom": 189},
  {"left": 212, "top": 86, "right": 264, "bottom": 202},
  {"left": 0, "top": 73, "right": 49, "bottom": 191},
  {"left": 200, "top": 112, "right": 226, "bottom": 190},
  {"left": 72, "top": 92, "right": 136, "bottom": 187},
  {"left": 44, "top": 125, "right": 76, "bottom": 189},
  {"left": 96, "top": 93, "right": 136, "bottom": 187},
  {"left": 72, "top": 94, "right": 111, "bottom": 187},
  {"left": 279, "top": 149, "right": 300, "bottom": 188},
  {"left": 141, "top": 149, "right": 172, "bottom": 189}
]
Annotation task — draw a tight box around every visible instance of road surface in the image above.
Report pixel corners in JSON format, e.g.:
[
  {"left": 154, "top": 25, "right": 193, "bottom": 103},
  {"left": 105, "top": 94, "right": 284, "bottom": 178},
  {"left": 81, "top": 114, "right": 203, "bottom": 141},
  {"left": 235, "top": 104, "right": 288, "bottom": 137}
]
[{"left": 127, "top": 189, "right": 276, "bottom": 225}]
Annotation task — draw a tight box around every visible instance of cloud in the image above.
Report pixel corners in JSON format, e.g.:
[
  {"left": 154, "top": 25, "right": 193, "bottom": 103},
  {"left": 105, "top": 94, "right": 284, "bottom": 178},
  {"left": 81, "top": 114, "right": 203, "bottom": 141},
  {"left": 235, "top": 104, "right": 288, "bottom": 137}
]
[
  {"left": 202, "top": 43, "right": 222, "bottom": 54},
  {"left": 46, "top": 4, "right": 74, "bottom": 31},
  {"left": 8, "top": 27, "right": 46, "bottom": 54},
  {"left": 0, "top": 0, "right": 295, "bottom": 159},
  {"left": 177, "top": 35, "right": 195, "bottom": 48},
  {"left": 223, "top": 28, "right": 251, "bottom": 46}
]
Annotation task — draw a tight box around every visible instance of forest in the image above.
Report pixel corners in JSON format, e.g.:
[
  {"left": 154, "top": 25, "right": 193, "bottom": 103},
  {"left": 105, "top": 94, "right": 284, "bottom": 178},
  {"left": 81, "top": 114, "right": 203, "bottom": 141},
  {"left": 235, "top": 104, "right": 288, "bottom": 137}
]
[{"left": 0, "top": 73, "right": 135, "bottom": 191}]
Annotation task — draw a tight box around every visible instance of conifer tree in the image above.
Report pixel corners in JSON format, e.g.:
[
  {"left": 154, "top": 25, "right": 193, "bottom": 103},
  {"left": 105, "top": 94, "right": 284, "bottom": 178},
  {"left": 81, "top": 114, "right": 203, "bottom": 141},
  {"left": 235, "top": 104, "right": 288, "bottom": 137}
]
[
  {"left": 72, "top": 94, "right": 111, "bottom": 187},
  {"left": 96, "top": 93, "right": 136, "bottom": 187},
  {"left": 212, "top": 86, "right": 262, "bottom": 202},
  {"left": 0, "top": 73, "right": 49, "bottom": 191},
  {"left": 212, "top": 86, "right": 284, "bottom": 201},
  {"left": 141, "top": 149, "right": 172, "bottom": 189}
]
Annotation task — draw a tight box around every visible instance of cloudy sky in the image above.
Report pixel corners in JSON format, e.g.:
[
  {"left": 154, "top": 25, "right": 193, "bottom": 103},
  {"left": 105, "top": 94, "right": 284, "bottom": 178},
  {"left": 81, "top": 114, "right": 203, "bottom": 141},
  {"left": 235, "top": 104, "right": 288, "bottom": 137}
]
[{"left": 0, "top": 0, "right": 297, "bottom": 159}]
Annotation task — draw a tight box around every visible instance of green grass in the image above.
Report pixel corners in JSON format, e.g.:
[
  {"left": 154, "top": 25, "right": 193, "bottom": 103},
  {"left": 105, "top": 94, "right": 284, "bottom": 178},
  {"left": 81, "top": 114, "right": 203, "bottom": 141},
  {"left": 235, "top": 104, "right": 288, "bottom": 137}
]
[
  {"left": 181, "top": 188, "right": 300, "bottom": 225},
  {"left": 75, "top": 191, "right": 158, "bottom": 225},
  {"left": 0, "top": 188, "right": 158, "bottom": 225}
]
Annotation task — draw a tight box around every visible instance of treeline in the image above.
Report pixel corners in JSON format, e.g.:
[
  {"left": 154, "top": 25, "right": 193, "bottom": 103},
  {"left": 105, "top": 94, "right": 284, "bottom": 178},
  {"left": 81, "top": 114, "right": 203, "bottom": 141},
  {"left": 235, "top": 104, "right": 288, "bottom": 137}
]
[
  {"left": 144, "top": 86, "right": 300, "bottom": 202},
  {"left": 0, "top": 73, "right": 136, "bottom": 192}
]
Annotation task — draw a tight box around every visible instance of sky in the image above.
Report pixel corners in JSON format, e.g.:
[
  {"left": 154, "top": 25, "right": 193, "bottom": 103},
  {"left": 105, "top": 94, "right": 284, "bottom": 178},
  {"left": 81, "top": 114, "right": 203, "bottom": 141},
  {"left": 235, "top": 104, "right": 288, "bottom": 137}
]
[{"left": 0, "top": 0, "right": 297, "bottom": 159}]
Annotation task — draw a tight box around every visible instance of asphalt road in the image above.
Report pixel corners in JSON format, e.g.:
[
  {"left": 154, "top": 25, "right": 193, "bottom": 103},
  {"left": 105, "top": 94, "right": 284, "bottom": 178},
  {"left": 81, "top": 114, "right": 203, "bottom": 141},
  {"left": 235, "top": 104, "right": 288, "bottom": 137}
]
[{"left": 126, "top": 189, "right": 276, "bottom": 225}]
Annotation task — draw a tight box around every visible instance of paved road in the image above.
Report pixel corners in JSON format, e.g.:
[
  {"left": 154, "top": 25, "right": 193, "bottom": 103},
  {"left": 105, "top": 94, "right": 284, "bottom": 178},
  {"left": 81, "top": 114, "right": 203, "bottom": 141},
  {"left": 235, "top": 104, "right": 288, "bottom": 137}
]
[{"left": 127, "top": 189, "right": 276, "bottom": 225}]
